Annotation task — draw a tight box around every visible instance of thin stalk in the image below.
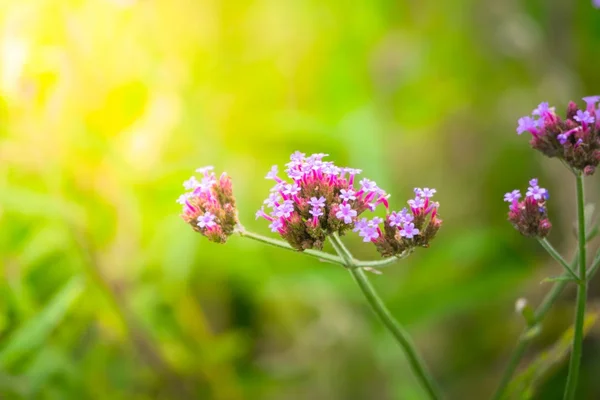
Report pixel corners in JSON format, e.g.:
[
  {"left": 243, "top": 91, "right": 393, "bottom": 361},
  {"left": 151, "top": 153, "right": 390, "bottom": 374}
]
[
  {"left": 236, "top": 227, "right": 344, "bottom": 266},
  {"left": 491, "top": 255, "right": 577, "bottom": 400},
  {"left": 330, "top": 234, "right": 442, "bottom": 400},
  {"left": 563, "top": 174, "right": 588, "bottom": 400},
  {"left": 537, "top": 238, "right": 579, "bottom": 281}
]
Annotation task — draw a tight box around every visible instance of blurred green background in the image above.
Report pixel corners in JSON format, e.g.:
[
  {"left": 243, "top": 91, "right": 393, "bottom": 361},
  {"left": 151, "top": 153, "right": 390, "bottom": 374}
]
[{"left": 1, "top": 0, "right": 600, "bottom": 399}]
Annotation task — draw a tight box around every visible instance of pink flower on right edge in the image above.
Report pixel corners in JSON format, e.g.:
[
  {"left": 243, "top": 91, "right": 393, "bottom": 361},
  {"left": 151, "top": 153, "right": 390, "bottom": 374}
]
[
  {"left": 504, "top": 179, "right": 552, "bottom": 238},
  {"left": 515, "top": 97, "right": 600, "bottom": 175}
]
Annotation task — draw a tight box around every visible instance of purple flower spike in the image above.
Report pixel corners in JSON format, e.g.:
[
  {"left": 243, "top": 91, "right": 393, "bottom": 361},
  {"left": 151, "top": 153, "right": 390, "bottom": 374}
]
[
  {"left": 399, "top": 223, "right": 419, "bottom": 239},
  {"left": 516, "top": 116, "right": 539, "bottom": 135},
  {"left": 197, "top": 212, "right": 216, "bottom": 229},
  {"left": 504, "top": 190, "right": 521, "bottom": 203},
  {"left": 336, "top": 203, "right": 357, "bottom": 224},
  {"left": 574, "top": 110, "right": 595, "bottom": 125}
]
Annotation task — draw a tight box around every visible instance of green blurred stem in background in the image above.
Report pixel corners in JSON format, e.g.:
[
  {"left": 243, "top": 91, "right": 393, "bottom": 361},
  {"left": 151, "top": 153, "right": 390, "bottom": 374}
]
[
  {"left": 537, "top": 238, "right": 579, "bottom": 282},
  {"left": 492, "top": 174, "right": 598, "bottom": 400},
  {"left": 236, "top": 226, "right": 441, "bottom": 399},
  {"left": 330, "top": 234, "right": 443, "bottom": 400},
  {"left": 563, "top": 173, "right": 588, "bottom": 400}
]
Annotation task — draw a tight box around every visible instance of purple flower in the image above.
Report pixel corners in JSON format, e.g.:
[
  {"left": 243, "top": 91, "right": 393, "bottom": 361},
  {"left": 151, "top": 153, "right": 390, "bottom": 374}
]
[
  {"left": 196, "top": 166, "right": 214, "bottom": 175},
  {"left": 283, "top": 183, "right": 301, "bottom": 196},
  {"left": 516, "top": 116, "right": 539, "bottom": 135},
  {"left": 336, "top": 203, "right": 357, "bottom": 224},
  {"left": 183, "top": 176, "right": 200, "bottom": 190},
  {"left": 594, "top": 0, "right": 600, "bottom": 9},
  {"left": 353, "top": 217, "right": 369, "bottom": 232},
  {"left": 532, "top": 102, "right": 554, "bottom": 117},
  {"left": 340, "top": 189, "right": 356, "bottom": 202},
  {"left": 529, "top": 178, "right": 538, "bottom": 186},
  {"left": 359, "top": 178, "right": 378, "bottom": 192},
  {"left": 557, "top": 133, "right": 568, "bottom": 145},
  {"left": 269, "top": 219, "right": 284, "bottom": 233},
  {"left": 503, "top": 190, "right": 521, "bottom": 203},
  {"left": 400, "top": 208, "right": 414, "bottom": 223},
  {"left": 265, "top": 165, "right": 279, "bottom": 180},
  {"left": 371, "top": 217, "right": 383, "bottom": 226},
  {"left": 419, "top": 188, "right": 436, "bottom": 198},
  {"left": 583, "top": 95, "right": 600, "bottom": 106},
  {"left": 255, "top": 207, "right": 266, "bottom": 220},
  {"left": 574, "top": 110, "right": 595, "bottom": 125},
  {"left": 308, "top": 196, "right": 326, "bottom": 209},
  {"left": 309, "top": 207, "right": 323, "bottom": 217},
  {"left": 388, "top": 212, "right": 404, "bottom": 227},
  {"left": 290, "top": 151, "right": 305, "bottom": 162},
  {"left": 176, "top": 193, "right": 192, "bottom": 205},
  {"left": 264, "top": 192, "right": 280, "bottom": 208},
  {"left": 274, "top": 200, "right": 295, "bottom": 218},
  {"left": 526, "top": 184, "right": 548, "bottom": 201},
  {"left": 408, "top": 197, "right": 425, "bottom": 209},
  {"left": 197, "top": 212, "right": 216, "bottom": 229},
  {"left": 399, "top": 223, "right": 419, "bottom": 239},
  {"left": 358, "top": 226, "right": 379, "bottom": 242}
]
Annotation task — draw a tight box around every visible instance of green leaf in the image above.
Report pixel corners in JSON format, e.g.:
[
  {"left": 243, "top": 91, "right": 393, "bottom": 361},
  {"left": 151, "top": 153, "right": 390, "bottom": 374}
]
[
  {"left": 540, "top": 276, "right": 577, "bottom": 284},
  {"left": 505, "top": 312, "right": 598, "bottom": 399},
  {"left": 584, "top": 203, "right": 595, "bottom": 228},
  {"left": 0, "top": 276, "right": 85, "bottom": 368}
]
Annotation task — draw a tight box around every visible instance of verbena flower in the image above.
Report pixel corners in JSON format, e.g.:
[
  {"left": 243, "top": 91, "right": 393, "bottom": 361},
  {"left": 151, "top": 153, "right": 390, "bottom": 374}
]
[
  {"left": 256, "top": 152, "right": 390, "bottom": 250},
  {"left": 504, "top": 179, "right": 551, "bottom": 238},
  {"left": 515, "top": 97, "right": 600, "bottom": 175},
  {"left": 359, "top": 188, "right": 443, "bottom": 257},
  {"left": 178, "top": 166, "right": 238, "bottom": 243}
]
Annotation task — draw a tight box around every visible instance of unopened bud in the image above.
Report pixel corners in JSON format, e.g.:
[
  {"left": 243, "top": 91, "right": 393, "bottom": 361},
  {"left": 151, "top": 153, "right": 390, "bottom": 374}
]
[{"left": 515, "top": 297, "right": 535, "bottom": 327}]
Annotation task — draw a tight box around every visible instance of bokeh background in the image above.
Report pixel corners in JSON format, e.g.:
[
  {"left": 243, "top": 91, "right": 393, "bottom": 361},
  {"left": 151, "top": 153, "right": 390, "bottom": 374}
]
[{"left": 1, "top": 0, "right": 600, "bottom": 399}]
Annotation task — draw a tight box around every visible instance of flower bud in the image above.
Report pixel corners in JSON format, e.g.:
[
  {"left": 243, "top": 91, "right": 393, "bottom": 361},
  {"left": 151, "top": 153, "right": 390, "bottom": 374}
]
[{"left": 178, "top": 166, "right": 238, "bottom": 243}]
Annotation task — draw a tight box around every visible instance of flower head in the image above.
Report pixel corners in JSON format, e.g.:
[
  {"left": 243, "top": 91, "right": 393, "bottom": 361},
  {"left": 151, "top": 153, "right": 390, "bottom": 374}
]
[
  {"left": 505, "top": 179, "right": 551, "bottom": 238},
  {"left": 179, "top": 167, "right": 238, "bottom": 243},
  {"left": 368, "top": 187, "right": 442, "bottom": 257},
  {"left": 256, "top": 152, "right": 389, "bottom": 251},
  {"left": 515, "top": 97, "right": 600, "bottom": 175}
]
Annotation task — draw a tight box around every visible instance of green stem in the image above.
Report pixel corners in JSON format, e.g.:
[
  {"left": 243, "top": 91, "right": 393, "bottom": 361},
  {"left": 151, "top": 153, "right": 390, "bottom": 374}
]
[
  {"left": 237, "top": 228, "right": 345, "bottom": 266},
  {"left": 537, "top": 238, "right": 579, "bottom": 281},
  {"left": 237, "top": 226, "right": 401, "bottom": 269},
  {"left": 330, "top": 234, "right": 442, "bottom": 400},
  {"left": 492, "top": 255, "right": 577, "bottom": 400},
  {"left": 563, "top": 173, "right": 588, "bottom": 400}
]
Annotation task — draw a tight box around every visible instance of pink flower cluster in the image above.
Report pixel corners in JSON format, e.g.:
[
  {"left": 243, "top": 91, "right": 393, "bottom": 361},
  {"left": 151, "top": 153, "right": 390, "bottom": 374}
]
[
  {"left": 358, "top": 188, "right": 442, "bottom": 257},
  {"left": 256, "top": 152, "right": 390, "bottom": 250},
  {"left": 178, "top": 166, "right": 238, "bottom": 243},
  {"left": 516, "top": 97, "right": 600, "bottom": 175},
  {"left": 504, "top": 179, "right": 551, "bottom": 238}
]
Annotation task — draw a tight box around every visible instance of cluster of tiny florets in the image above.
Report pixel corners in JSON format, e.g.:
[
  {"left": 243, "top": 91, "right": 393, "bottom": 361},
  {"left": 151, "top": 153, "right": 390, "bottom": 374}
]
[
  {"left": 361, "top": 188, "right": 442, "bottom": 257},
  {"left": 256, "top": 152, "right": 390, "bottom": 250},
  {"left": 178, "top": 166, "right": 238, "bottom": 243},
  {"left": 504, "top": 179, "right": 551, "bottom": 238},
  {"left": 516, "top": 96, "right": 600, "bottom": 175}
]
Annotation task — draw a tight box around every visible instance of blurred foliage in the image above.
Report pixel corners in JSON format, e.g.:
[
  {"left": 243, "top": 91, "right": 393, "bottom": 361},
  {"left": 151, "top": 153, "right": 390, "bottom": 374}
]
[{"left": 0, "top": 0, "right": 600, "bottom": 399}]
